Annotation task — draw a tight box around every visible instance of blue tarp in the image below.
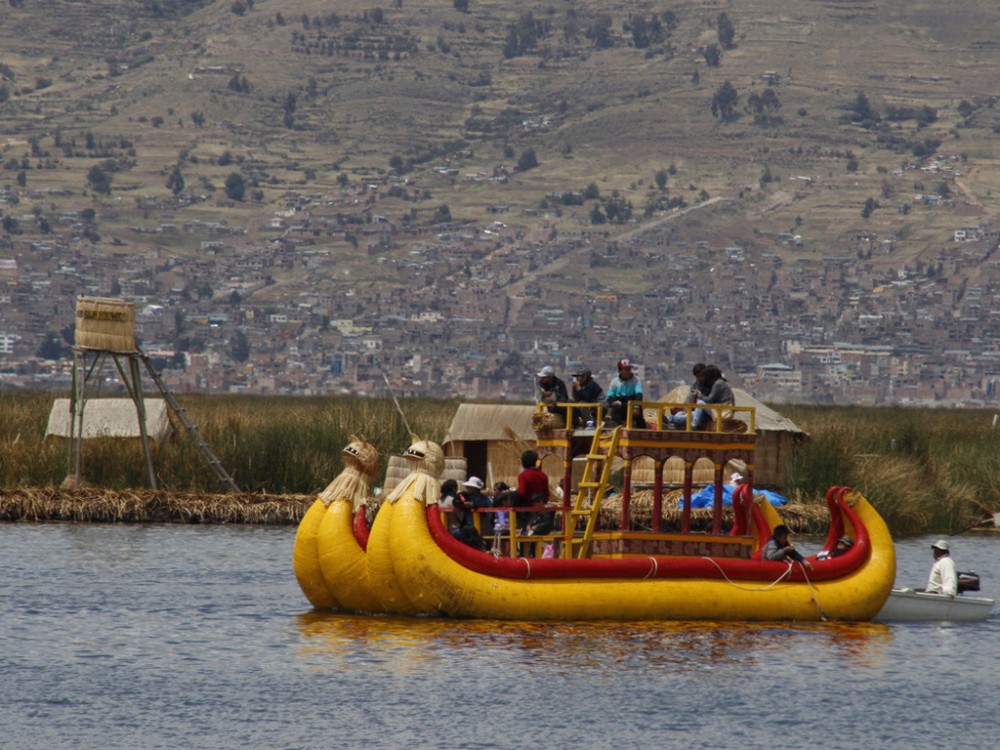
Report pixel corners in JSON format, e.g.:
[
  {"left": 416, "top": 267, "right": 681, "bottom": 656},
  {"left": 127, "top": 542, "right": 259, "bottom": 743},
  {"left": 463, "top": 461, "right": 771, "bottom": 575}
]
[{"left": 680, "top": 484, "right": 789, "bottom": 509}]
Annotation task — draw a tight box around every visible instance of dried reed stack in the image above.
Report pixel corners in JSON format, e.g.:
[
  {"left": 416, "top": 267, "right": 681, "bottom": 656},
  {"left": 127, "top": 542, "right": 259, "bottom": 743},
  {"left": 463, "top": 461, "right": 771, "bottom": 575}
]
[{"left": 598, "top": 488, "right": 824, "bottom": 533}]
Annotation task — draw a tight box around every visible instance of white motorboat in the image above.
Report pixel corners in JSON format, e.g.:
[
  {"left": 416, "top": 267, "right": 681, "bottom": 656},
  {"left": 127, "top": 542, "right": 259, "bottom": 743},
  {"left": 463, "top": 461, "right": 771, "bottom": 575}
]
[{"left": 874, "top": 588, "right": 994, "bottom": 622}]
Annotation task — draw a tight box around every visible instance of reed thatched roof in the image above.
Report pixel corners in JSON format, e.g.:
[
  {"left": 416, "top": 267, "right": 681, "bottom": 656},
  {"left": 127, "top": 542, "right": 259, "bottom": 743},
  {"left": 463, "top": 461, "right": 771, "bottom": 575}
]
[
  {"left": 443, "top": 403, "right": 536, "bottom": 443},
  {"left": 45, "top": 398, "right": 174, "bottom": 446}
]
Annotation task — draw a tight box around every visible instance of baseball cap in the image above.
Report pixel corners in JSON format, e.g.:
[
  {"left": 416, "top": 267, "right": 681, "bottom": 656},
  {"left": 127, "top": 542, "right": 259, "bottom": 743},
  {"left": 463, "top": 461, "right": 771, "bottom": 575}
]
[{"left": 537, "top": 365, "right": 555, "bottom": 377}]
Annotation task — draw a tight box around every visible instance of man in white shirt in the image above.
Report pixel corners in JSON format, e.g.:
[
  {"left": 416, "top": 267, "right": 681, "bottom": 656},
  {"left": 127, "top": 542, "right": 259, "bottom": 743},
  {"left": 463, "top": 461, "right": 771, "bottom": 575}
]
[{"left": 925, "top": 539, "right": 957, "bottom": 596}]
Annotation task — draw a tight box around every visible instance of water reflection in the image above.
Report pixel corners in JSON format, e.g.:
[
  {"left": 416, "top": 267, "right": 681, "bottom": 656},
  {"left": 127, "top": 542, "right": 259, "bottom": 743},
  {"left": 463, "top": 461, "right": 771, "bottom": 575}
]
[
  {"left": 2, "top": 525, "right": 996, "bottom": 750},
  {"left": 294, "top": 612, "right": 894, "bottom": 672}
]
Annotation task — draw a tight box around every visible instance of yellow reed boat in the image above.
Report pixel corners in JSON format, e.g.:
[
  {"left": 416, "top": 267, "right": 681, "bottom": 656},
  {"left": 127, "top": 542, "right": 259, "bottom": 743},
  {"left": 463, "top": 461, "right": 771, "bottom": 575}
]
[{"left": 296, "top": 402, "right": 895, "bottom": 621}]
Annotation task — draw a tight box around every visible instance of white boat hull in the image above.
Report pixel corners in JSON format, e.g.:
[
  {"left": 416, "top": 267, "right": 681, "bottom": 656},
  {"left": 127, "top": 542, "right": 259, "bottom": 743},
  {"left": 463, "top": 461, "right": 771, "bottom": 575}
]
[{"left": 874, "top": 589, "right": 994, "bottom": 622}]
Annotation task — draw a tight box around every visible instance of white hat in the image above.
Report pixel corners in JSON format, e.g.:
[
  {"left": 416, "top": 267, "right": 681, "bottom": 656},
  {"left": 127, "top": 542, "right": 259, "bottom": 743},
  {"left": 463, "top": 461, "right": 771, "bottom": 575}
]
[
  {"left": 462, "top": 476, "right": 484, "bottom": 490},
  {"left": 932, "top": 539, "right": 950, "bottom": 552},
  {"left": 537, "top": 365, "right": 555, "bottom": 377},
  {"left": 730, "top": 472, "right": 744, "bottom": 484}
]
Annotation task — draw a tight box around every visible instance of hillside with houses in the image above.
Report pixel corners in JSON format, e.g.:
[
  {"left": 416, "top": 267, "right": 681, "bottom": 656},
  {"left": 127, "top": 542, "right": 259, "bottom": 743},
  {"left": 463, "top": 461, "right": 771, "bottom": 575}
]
[{"left": 3, "top": 1, "right": 1000, "bottom": 405}]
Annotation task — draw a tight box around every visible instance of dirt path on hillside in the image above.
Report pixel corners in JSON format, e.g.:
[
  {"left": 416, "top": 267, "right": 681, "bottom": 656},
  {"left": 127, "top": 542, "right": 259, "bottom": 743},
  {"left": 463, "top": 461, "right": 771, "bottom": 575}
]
[
  {"left": 953, "top": 172, "right": 979, "bottom": 206},
  {"left": 504, "top": 196, "right": 730, "bottom": 320},
  {"left": 746, "top": 189, "right": 793, "bottom": 218}
]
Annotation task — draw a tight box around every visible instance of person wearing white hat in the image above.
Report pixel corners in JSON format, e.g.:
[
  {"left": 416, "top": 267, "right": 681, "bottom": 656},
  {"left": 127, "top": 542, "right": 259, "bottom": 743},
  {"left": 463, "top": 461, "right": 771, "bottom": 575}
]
[
  {"left": 536, "top": 365, "right": 569, "bottom": 421},
  {"left": 460, "top": 476, "right": 493, "bottom": 536},
  {"left": 925, "top": 539, "right": 957, "bottom": 597}
]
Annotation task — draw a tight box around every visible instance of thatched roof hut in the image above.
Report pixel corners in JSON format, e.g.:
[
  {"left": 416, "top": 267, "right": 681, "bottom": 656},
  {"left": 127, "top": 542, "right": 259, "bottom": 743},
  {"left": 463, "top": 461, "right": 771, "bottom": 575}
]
[
  {"left": 441, "top": 403, "right": 536, "bottom": 488},
  {"left": 45, "top": 398, "right": 173, "bottom": 450}
]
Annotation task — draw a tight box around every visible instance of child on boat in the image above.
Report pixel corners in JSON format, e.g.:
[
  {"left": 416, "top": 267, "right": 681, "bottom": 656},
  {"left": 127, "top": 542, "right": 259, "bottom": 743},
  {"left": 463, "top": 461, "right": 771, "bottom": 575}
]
[{"left": 763, "top": 524, "right": 813, "bottom": 570}]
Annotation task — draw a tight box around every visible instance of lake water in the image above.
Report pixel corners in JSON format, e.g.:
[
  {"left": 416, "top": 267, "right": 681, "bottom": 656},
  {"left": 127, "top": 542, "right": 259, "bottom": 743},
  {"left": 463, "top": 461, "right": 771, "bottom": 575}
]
[{"left": 2, "top": 524, "right": 997, "bottom": 750}]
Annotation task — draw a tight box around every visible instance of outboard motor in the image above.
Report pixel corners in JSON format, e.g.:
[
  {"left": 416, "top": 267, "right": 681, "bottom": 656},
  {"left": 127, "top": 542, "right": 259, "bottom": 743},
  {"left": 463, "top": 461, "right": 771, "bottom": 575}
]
[{"left": 957, "top": 571, "right": 980, "bottom": 593}]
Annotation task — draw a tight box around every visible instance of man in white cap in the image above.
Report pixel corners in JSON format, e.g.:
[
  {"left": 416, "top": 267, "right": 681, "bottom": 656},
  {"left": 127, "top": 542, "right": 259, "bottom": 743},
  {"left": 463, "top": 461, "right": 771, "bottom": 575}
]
[
  {"left": 536, "top": 365, "right": 569, "bottom": 419},
  {"left": 925, "top": 539, "right": 957, "bottom": 597}
]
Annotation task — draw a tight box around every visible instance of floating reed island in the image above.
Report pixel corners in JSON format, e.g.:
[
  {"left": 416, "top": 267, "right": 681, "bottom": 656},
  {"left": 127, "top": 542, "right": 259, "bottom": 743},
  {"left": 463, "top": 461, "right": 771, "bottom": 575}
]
[
  {"left": 0, "top": 486, "right": 828, "bottom": 532},
  {"left": 0, "top": 487, "right": 313, "bottom": 524}
]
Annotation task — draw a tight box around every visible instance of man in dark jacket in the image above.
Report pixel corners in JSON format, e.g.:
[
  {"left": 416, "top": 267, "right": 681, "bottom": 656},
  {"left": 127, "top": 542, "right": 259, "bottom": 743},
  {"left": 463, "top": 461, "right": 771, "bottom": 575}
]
[
  {"left": 536, "top": 365, "right": 569, "bottom": 420},
  {"left": 570, "top": 368, "right": 604, "bottom": 426},
  {"left": 762, "top": 524, "right": 812, "bottom": 570}
]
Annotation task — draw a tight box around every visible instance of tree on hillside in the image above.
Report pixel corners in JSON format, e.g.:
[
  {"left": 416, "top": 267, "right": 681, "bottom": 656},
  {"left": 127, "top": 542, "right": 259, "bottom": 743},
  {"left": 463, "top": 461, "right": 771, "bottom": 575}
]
[
  {"left": 711, "top": 81, "right": 739, "bottom": 121},
  {"left": 37, "top": 331, "right": 67, "bottom": 360},
  {"left": 282, "top": 93, "right": 297, "bottom": 129},
  {"left": 87, "top": 165, "right": 112, "bottom": 195},
  {"left": 2, "top": 215, "right": 21, "bottom": 235},
  {"left": 602, "top": 191, "right": 632, "bottom": 224},
  {"left": 843, "top": 91, "right": 880, "bottom": 128},
  {"left": 747, "top": 89, "right": 781, "bottom": 125},
  {"left": 654, "top": 169, "right": 668, "bottom": 190},
  {"left": 584, "top": 14, "right": 613, "bottom": 49},
  {"left": 717, "top": 12, "right": 735, "bottom": 49},
  {"left": 167, "top": 166, "right": 185, "bottom": 196},
  {"left": 453, "top": 0, "right": 469, "bottom": 11},
  {"left": 517, "top": 148, "right": 538, "bottom": 172},
  {"left": 432, "top": 204, "right": 452, "bottom": 223},
  {"left": 702, "top": 44, "right": 721, "bottom": 67},
  {"left": 503, "top": 11, "right": 544, "bottom": 58},
  {"left": 225, "top": 173, "right": 246, "bottom": 201},
  {"left": 627, "top": 14, "right": 665, "bottom": 49}
]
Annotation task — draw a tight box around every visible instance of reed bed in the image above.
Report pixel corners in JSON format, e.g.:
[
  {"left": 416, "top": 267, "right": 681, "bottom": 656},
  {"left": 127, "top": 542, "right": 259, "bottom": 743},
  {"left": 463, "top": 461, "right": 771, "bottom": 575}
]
[
  {"left": 2, "top": 393, "right": 1000, "bottom": 534},
  {"left": 781, "top": 405, "right": 1000, "bottom": 535},
  {"left": 0, "top": 487, "right": 313, "bottom": 524},
  {"left": 0, "top": 392, "right": 457, "bottom": 495}
]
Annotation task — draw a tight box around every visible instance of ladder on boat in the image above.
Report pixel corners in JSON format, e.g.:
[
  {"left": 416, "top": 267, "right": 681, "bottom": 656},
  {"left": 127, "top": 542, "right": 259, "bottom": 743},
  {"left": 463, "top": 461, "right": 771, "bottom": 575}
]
[
  {"left": 565, "top": 426, "right": 622, "bottom": 559},
  {"left": 139, "top": 353, "right": 241, "bottom": 493}
]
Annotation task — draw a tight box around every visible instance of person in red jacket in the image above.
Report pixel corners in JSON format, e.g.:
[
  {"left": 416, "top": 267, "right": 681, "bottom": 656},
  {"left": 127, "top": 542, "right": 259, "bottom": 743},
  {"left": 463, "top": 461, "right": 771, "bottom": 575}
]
[{"left": 516, "top": 450, "right": 549, "bottom": 508}]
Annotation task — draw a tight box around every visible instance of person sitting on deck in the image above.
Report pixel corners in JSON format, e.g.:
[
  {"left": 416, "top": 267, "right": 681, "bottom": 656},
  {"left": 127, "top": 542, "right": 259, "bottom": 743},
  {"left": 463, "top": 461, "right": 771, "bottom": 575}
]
[
  {"left": 514, "top": 450, "right": 551, "bottom": 556},
  {"left": 514, "top": 450, "right": 549, "bottom": 510},
  {"left": 762, "top": 524, "right": 813, "bottom": 570},
  {"left": 925, "top": 539, "right": 957, "bottom": 597},
  {"left": 439, "top": 479, "right": 469, "bottom": 536},
  {"left": 605, "top": 358, "right": 646, "bottom": 428},
  {"left": 667, "top": 364, "right": 733, "bottom": 430},
  {"left": 570, "top": 368, "right": 604, "bottom": 427},
  {"left": 492, "top": 487, "right": 512, "bottom": 536},
  {"left": 687, "top": 362, "right": 708, "bottom": 402},
  {"left": 816, "top": 535, "right": 853, "bottom": 560},
  {"left": 460, "top": 476, "right": 493, "bottom": 536},
  {"left": 536, "top": 366, "right": 569, "bottom": 420},
  {"left": 489, "top": 489, "right": 513, "bottom": 556}
]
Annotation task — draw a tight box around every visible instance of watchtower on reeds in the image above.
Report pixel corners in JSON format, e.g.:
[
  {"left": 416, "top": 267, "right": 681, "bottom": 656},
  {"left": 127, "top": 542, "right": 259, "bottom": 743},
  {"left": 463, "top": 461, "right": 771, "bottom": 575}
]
[{"left": 68, "top": 296, "right": 239, "bottom": 492}]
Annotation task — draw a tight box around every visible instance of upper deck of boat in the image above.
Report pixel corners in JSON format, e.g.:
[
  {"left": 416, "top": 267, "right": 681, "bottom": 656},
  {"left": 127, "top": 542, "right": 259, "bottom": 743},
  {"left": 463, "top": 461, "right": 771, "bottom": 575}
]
[{"left": 519, "top": 400, "right": 760, "bottom": 546}]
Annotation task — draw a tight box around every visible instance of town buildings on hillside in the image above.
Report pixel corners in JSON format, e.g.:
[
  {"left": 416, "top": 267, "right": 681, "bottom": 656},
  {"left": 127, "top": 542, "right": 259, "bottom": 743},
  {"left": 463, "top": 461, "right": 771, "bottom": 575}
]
[{"left": 2, "top": 186, "right": 999, "bottom": 407}]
